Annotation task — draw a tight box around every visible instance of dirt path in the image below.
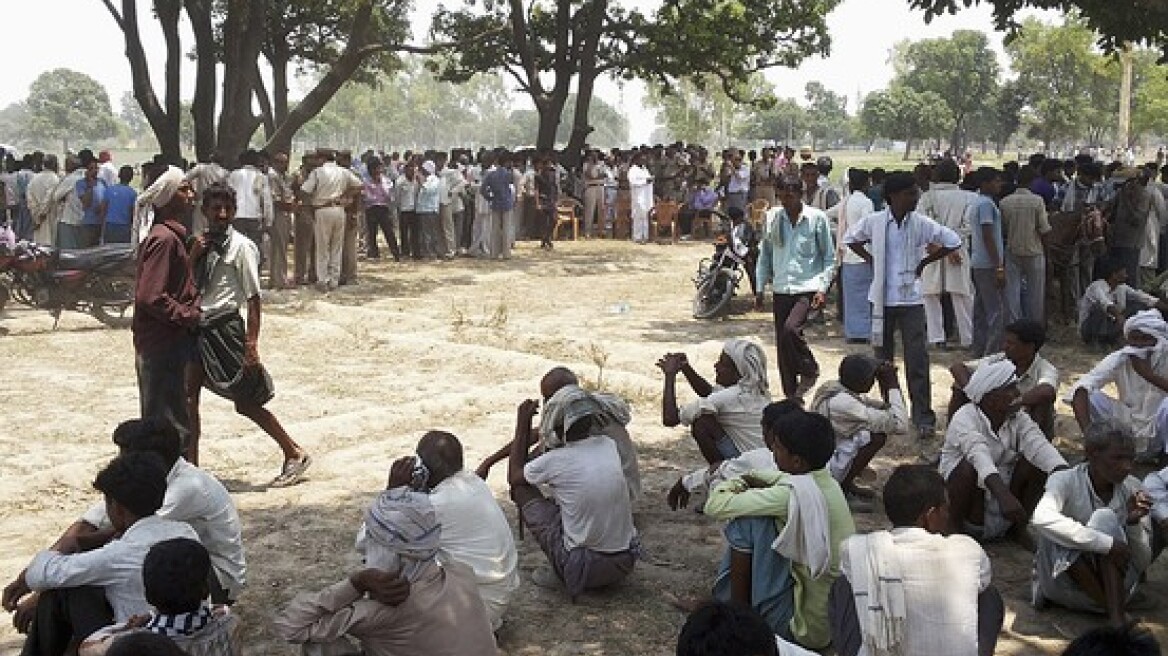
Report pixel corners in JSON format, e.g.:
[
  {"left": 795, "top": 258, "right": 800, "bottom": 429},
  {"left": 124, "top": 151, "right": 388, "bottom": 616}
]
[{"left": 0, "top": 239, "right": 1163, "bottom": 654}]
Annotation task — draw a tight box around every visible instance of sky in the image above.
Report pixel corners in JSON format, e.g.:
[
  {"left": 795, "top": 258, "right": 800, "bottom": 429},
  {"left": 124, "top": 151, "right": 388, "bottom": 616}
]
[{"left": 2, "top": 0, "right": 1058, "bottom": 144}]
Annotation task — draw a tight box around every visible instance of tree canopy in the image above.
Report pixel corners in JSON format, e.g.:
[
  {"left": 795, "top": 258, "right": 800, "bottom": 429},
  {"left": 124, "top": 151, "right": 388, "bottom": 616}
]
[
  {"left": 859, "top": 85, "right": 950, "bottom": 158},
  {"left": 24, "top": 68, "right": 118, "bottom": 152}
]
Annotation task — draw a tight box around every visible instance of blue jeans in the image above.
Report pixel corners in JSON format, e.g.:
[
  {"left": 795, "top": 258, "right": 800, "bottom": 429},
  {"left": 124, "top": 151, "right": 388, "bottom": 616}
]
[{"left": 713, "top": 516, "right": 796, "bottom": 639}]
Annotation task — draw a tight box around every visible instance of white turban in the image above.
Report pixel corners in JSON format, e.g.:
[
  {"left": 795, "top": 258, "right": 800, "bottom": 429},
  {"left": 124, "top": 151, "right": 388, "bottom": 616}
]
[
  {"left": 138, "top": 165, "right": 185, "bottom": 209},
  {"left": 422, "top": 160, "right": 436, "bottom": 175},
  {"left": 723, "top": 338, "right": 769, "bottom": 397},
  {"left": 363, "top": 487, "right": 440, "bottom": 582},
  {"left": 1124, "top": 309, "right": 1168, "bottom": 344},
  {"left": 539, "top": 384, "right": 602, "bottom": 449},
  {"left": 963, "top": 360, "right": 1018, "bottom": 405}
]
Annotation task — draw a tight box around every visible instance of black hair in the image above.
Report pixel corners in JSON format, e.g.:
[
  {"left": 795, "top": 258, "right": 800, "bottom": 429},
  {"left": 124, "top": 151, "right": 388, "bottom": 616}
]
[
  {"left": 1096, "top": 256, "right": 1126, "bottom": 281},
  {"left": 143, "top": 538, "right": 211, "bottom": 614},
  {"left": 761, "top": 399, "right": 804, "bottom": 436},
  {"left": 118, "top": 165, "right": 135, "bottom": 184},
  {"left": 799, "top": 161, "right": 818, "bottom": 173},
  {"left": 971, "top": 166, "right": 1002, "bottom": 190},
  {"left": 676, "top": 601, "right": 778, "bottom": 656},
  {"left": 1039, "top": 158, "right": 1063, "bottom": 175},
  {"left": 727, "top": 206, "right": 745, "bottom": 221},
  {"left": 839, "top": 354, "right": 878, "bottom": 391},
  {"left": 882, "top": 172, "right": 916, "bottom": 203},
  {"left": 934, "top": 159, "right": 961, "bottom": 184},
  {"left": 238, "top": 149, "right": 258, "bottom": 167},
  {"left": 870, "top": 167, "right": 887, "bottom": 183},
  {"left": 847, "top": 168, "right": 870, "bottom": 191},
  {"left": 112, "top": 418, "right": 182, "bottom": 467},
  {"left": 1061, "top": 622, "right": 1161, "bottom": 656},
  {"left": 93, "top": 452, "right": 168, "bottom": 519},
  {"left": 1006, "top": 319, "right": 1046, "bottom": 350},
  {"left": 1079, "top": 162, "right": 1103, "bottom": 180},
  {"left": 106, "top": 632, "right": 188, "bottom": 656},
  {"left": 418, "top": 430, "right": 464, "bottom": 480},
  {"left": 202, "top": 183, "right": 237, "bottom": 208},
  {"left": 773, "top": 410, "right": 835, "bottom": 470},
  {"left": 883, "top": 465, "right": 947, "bottom": 526},
  {"left": 1017, "top": 165, "right": 1038, "bottom": 187}
]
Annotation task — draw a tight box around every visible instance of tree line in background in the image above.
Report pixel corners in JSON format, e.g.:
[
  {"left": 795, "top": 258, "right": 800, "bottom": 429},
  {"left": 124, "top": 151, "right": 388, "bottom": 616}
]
[
  {"left": 647, "top": 17, "right": 1168, "bottom": 159},
  {"left": 0, "top": 1, "right": 1164, "bottom": 161}
]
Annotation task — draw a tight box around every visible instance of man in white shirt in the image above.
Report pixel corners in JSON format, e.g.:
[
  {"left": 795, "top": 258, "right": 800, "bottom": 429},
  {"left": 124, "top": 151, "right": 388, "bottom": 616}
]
[
  {"left": 845, "top": 172, "right": 963, "bottom": 438},
  {"left": 628, "top": 153, "right": 654, "bottom": 244},
  {"left": 1070, "top": 309, "right": 1168, "bottom": 458},
  {"left": 830, "top": 169, "right": 875, "bottom": 343},
  {"left": 1030, "top": 419, "right": 1153, "bottom": 628},
  {"left": 950, "top": 319, "right": 1059, "bottom": 438},
  {"left": 811, "top": 355, "right": 909, "bottom": 512},
  {"left": 2, "top": 453, "right": 199, "bottom": 656},
  {"left": 225, "top": 149, "right": 273, "bottom": 266},
  {"left": 658, "top": 339, "right": 771, "bottom": 464},
  {"left": 830, "top": 465, "right": 1003, "bottom": 656},
  {"left": 507, "top": 389, "right": 637, "bottom": 601},
  {"left": 97, "top": 151, "right": 118, "bottom": 188},
  {"left": 917, "top": 159, "right": 976, "bottom": 349},
  {"left": 940, "top": 360, "right": 1068, "bottom": 541},
  {"left": 364, "top": 431, "right": 519, "bottom": 630},
  {"left": 1079, "top": 257, "right": 1164, "bottom": 346}
]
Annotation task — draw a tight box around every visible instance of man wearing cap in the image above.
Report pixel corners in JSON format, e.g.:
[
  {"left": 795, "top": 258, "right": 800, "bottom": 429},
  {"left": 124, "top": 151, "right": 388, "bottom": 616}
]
[
  {"left": 845, "top": 172, "right": 962, "bottom": 440},
  {"left": 940, "top": 360, "right": 1068, "bottom": 541},
  {"left": 275, "top": 486, "right": 496, "bottom": 655},
  {"left": 507, "top": 387, "right": 637, "bottom": 600},
  {"left": 300, "top": 149, "right": 362, "bottom": 291},
  {"left": 133, "top": 167, "right": 202, "bottom": 448},
  {"left": 756, "top": 175, "right": 836, "bottom": 400}
]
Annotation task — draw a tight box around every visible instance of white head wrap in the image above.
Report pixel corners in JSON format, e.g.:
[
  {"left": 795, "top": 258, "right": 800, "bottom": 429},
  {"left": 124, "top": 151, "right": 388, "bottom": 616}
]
[
  {"left": 363, "top": 487, "right": 440, "bottom": 582},
  {"left": 723, "top": 338, "right": 770, "bottom": 397},
  {"left": 538, "top": 384, "right": 605, "bottom": 450},
  {"left": 963, "top": 360, "right": 1018, "bottom": 405},
  {"left": 1124, "top": 309, "right": 1168, "bottom": 345},
  {"left": 422, "top": 160, "right": 436, "bottom": 175},
  {"left": 138, "top": 165, "right": 185, "bottom": 209}
]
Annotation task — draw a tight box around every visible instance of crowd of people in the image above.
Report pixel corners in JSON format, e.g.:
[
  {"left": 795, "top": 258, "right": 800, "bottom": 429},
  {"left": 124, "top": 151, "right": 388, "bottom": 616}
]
[{"left": 3, "top": 140, "right": 1168, "bottom": 656}]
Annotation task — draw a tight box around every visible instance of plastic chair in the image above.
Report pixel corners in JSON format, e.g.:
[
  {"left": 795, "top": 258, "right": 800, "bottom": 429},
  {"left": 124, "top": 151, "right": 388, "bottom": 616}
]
[
  {"left": 648, "top": 200, "right": 682, "bottom": 244},
  {"left": 553, "top": 198, "right": 583, "bottom": 241}
]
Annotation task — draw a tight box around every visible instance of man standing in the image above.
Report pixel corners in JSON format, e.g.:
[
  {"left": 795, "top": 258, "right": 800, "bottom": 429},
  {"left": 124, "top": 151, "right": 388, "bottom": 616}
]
[
  {"left": 291, "top": 154, "right": 317, "bottom": 286},
  {"left": 133, "top": 167, "right": 201, "bottom": 446},
  {"left": 480, "top": 153, "right": 515, "bottom": 259},
  {"left": 917, "top": 159, "right": 976, "bottom": 350},
  {"left": 724, "top": 150, "right": 751, "bottom": 213},
  {"left": 184, "top": 153, "right": 228, "bottom": 236},
  {"left": 628, "top": 153, "right": 653, "bottom": 244},
  {"left": 581, "top": 150, "right": 607, "bottom": 238},
  {"left": 1000, "top": 166, "right": 1052, "bottom": 323},
  {"left": 27, "top": 155, "right": 60, "bottom": 246},
  {"left": 52, "top": 156, "right": 85, "bottom": 249},
  {"left": 301, "top": 150, "right": 362, "bottom": 291},
  {"left": 337, "top": 150, "right": 363, "bottom": 282},
  {"left": 226, "top": 149, "right": 272, "bottom": 260},
  {"left": 267, "top": 152, "right": 294, "bottom": 289},
  {"left": 76, "top": 149, "right": 109, "bottom": 248},
  {"left": 185, "top": 185, "right": 310, "bottom": 486},
  {"left": 102, "top": 166, "right": 137, "bottom": 244},
  {"left": 755, "top": 176, "right": 836, "bottom": 399},
  {"left": 968, "top": 167, "right": 1007, "bottom": 358},
  {"left": 845, "top": 172, "right": 962, "bottom": 438}
]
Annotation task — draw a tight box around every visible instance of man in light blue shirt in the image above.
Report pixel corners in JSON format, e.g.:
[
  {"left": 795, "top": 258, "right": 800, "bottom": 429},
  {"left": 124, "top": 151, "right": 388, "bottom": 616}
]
[
  {"left": 756, "top": 176, "right": 836, "bottom": 399},
  {"left": 968, "top": 167, "right": 1006, "bottom": 358},
  {"left": 102, "top": 166, "right": 137, "bottom": 244}
]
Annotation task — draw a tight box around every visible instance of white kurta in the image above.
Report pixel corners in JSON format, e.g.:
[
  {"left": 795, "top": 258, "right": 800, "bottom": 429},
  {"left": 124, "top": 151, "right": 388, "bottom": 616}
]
[
  {"left": 627, "top": 164, "right": 653, "bottom": 242},
  {"left": 917, "top": 182, "right": 975, "bottom": 296}
]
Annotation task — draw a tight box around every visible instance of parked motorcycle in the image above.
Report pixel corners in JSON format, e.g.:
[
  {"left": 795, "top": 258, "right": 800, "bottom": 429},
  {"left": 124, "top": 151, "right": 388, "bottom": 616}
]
[
  {"left": 0, "top": 241, "right": 136, "bottom": 328},
  {"left": 692, "top": 211, "right": 744, "bottom": 320}
]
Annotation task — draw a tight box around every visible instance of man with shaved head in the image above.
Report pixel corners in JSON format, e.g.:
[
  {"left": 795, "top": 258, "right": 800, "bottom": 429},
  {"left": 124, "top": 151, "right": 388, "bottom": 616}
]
[
  {"left": 362, "top": 431, "right": 519, "bottom": 630},
  {"left": 476, "top": 367, "right": 641, "bottom": 501}
]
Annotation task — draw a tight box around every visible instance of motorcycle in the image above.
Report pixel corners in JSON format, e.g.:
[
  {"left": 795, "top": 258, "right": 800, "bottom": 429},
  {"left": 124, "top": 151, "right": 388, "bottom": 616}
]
[
  {"left": 692, "top": 211, "right": 745, "bottom": 320},
  {"left": 0, "top": 241, "right": 136, "bottom": 328}
]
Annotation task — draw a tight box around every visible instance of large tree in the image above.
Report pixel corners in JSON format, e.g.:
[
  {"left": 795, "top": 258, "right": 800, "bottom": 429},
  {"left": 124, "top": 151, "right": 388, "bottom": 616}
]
[
  {"left": 646, "top": 73, "right": 770, "bottom": 146},
  {"left": 895, "top": 30, "right": 998, "bottom": 153},
  {"left": 907, "top": 0, "right": 1168, "bottom": 62},
  {"left": 431, "top": 0, "right": 842, "bottom": 160},
  {"left": 859, "top": 85, "right": 950, "bottom": 159},
  {"left": 24, "top": 69, "right": 118, "bottom": 152},
  {"left": 802, "top": 81, "right": 850, "bottom": 151}
]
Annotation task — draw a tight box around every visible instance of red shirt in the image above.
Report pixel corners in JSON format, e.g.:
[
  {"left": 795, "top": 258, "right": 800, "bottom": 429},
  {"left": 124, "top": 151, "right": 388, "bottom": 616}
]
[{"left": 132, "top": 219, "right": 201, "bottom": 353}]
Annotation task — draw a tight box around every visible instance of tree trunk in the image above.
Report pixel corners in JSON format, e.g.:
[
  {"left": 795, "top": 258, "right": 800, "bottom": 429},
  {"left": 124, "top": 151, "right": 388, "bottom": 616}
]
[
  {"left": 535, "top": 97, "right": 563, "bottom": 150},
  {"left": 216, "top": 0, "right": 267, "bottom": 165},
  {"left": 903, "top": 138, "right": 913, "bottom": 160},
  {"left": 185, "top": 0, "right": 216, "bottom": 161},
  {"left": 562, "top": 0, "right": 607, "bottom": 165}
]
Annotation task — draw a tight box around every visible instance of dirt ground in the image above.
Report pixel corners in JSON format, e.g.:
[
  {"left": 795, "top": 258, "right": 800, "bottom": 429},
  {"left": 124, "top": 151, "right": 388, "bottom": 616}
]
[{"left": 0, "top": 239, "right": 1164, "bottom": 655}]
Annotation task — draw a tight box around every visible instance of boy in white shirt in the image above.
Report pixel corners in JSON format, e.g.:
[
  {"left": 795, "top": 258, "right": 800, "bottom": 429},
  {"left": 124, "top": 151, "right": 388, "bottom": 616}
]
[{"left": 1079, "top": 257, "right": 1163, "bottom": 346}]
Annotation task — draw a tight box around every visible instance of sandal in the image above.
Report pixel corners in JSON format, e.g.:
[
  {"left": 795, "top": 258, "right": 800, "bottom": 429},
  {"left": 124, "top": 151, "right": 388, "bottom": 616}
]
[{"left": 271, "top": 454, "right": 312, "bottom": 488}]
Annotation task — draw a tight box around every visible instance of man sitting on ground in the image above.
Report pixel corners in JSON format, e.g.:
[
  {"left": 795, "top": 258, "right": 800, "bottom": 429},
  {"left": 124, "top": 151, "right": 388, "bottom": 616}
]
[
  {"left": 1143, "top": 464, "right": 1168, "bottom": 560},
  {"left": 950, "top": 319, "right": 1059, "bottom": 439},
  {"left": 1031, "top": 419, "right": 1153, "bottom": 628},
  {"left": 80, "top": 538, "right": 241, "bottom": 656},
  {"left": 2, "top": 453, "right": 198, "bottom": 656},
  {"left": 703, "top": 407, "right": 855, "bottom": 650},
  {"left": 1079, "top": 257, "right": 1164, "bottom": 346},
  {"left": 810, "top": 355, "right": 909, "bottom": 512},
  {"left": 1070, "top": 309, "right": 1168, "bottom": 461},
  {"left": 275, "top": 486, "right": 496, "bottom": 655},
  {"left": 360, "top": 430, "right": 519, "bottom": 631},
  {"left": 507, "top": 387, "right": 638, "bottom": 600},
  {"left": 940, "top": 360, "right": 1068, "bottom": 541},
  {"left": 2, "top": 418, "right": 245, "bottom": 624},
  {"left": 476, "top": 366, "right": 640, "bottom": 500},
  {"left": 659, "top": 339, "right": 771, "bottom": 464},
  {"left": 667, "top": 401, "right": 802, "bottom": 512},
  {"left": 829, "top": 465, "right": 1004, "bottom": 656}
]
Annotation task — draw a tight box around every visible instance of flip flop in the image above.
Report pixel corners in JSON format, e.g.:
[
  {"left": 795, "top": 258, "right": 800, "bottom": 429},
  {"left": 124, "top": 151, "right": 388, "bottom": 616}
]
[{"left": 271, "top": 454, "right": 312, "bottom": 488}]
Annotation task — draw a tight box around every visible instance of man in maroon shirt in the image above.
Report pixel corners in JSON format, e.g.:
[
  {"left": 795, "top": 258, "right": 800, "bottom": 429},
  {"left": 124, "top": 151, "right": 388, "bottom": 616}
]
[{"left": 133, "top": 166, "right": 201, "bottom": 447}]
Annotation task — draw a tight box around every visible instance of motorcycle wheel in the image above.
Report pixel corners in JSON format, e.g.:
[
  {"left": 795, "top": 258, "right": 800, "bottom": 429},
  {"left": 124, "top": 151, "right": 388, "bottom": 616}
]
[
  {"left": 90, "top": 279, "right": 134, "bottom": 329},
  {"left": 692, "top": 269, "right": 734, "bottom": 320}
]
